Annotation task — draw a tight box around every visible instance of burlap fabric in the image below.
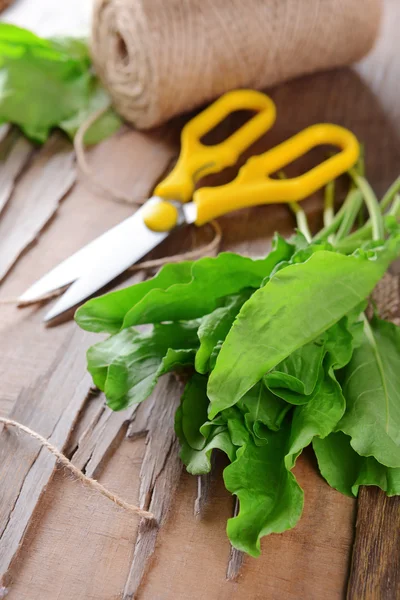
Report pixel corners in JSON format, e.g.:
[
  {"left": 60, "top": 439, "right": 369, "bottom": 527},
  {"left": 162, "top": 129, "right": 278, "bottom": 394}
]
[{"left": 91, "top": 0, "right": 382, "bottom": 129}]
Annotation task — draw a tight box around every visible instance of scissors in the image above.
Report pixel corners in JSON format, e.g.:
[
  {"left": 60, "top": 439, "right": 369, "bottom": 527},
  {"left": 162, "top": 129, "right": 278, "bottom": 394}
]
[{"left": 20, "top": 89, "right": 359, "bottom": 322}]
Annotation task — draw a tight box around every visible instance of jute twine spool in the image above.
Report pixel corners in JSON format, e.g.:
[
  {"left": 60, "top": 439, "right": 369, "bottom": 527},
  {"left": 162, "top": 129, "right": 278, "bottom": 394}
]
[{"left": 91, "top": 0, "right": 382, "bottom": 130}]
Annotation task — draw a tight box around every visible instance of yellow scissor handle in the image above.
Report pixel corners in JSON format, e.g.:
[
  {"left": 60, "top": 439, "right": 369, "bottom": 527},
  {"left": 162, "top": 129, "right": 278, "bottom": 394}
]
[
  {"left": 192, "top": 123, "right": 360, "bottom": 225},
  {"left": 153, "top": 89, "right": 277, "bottom": 203}
]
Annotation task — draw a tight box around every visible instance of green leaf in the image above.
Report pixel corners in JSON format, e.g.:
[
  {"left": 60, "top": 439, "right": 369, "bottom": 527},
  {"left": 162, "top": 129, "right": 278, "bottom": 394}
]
[
  {"left": 59, "top": 80, "right": 122, "bottom": 145},
  {"left": 209, "top": 341, "right": 223, "bottom": 371},
  {"left": 77, "top": 238, "right": 293, "bottom": 334},
  {"left": 86, "top": 321, "right": 199, "bottom": 410},
  {"left": 122, "top": 247, "right": 293, "bottom": 329},
  {"left": 223, "top": 423, "right": 304, "bottom": 557},
  {"left": 0, "top": 24, "right": 117, "bottom": 144},
  {"left": 264, "top": 340, "right": 325, "bottom": 404},
  {"left": 222, "top": 406, "right": 251, "bottom": 446},
  {"left": 313, "top": 432, "right": 400, "bottom": 497},
  {"left": 195, "top": 290, "right": 252, "bottom": 374},
  {"left": 353, "top": 456, "right": 400, "bottom": 496},
  {"left": 313, "top": 432, "right": 360, "bottom": 497},
  {"left": 264, "top": 313, "right": 363, "bottom": 407},
  {"left": 338, "top": 317, "right": 400, "bottom": 467},
  {"left": 180, "top": 374, "right": 210, "bottom": 450},
  {"left": 76, "top": 262, "right": 193, "bottom": 334},
  {"left": 324, "top": 310, "right": 365, "bottom": 370},
  {"left": 285, "top": 367, "right": 345, "bottom": 470},
  {"left": 208, "top": 248, "right": 397, "bottom": 418},
  {"left": 175, "top": 376, "right": 236, "bottom": 475},
  {"left": 237, "top": 381, "right": 291, "bottom": 433}
]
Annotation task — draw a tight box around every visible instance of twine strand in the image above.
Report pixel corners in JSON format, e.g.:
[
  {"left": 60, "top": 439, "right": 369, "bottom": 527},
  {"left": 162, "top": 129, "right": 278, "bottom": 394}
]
[
  {"left": 0, "top": 417, "right": 155, "bottom": 521},
  {"left": 73, "top": 105, "right": 140, "bottom": 206}
]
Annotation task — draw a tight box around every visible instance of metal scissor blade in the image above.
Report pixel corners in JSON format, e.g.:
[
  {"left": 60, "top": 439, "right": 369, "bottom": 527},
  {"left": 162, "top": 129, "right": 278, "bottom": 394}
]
[
  {"left": 18, "top": 200, "right": 170, "bottom": 321},
  {"left": 19, "top": 200, "right": 162, "bottom": 304},
  {"left": 43, "top": 203, "right": 170, "bottom": 321}
]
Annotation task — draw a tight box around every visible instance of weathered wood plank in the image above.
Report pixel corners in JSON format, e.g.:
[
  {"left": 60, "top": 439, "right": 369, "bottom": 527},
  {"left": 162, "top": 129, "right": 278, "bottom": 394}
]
[
  {"left": 347, "top": 488, "right": 400, "bottom": 600},
  {"left": 0, "top": 130, "right": 33, "bottom": 215},
  {"left": 0, "top": 133, "right": 76, "bottom": 282},
  {"left": 70, "top": 398, "right": 138, "bottom": 478},
  {"left": 194, "top": 471, "right": 213, "bottom": 520},
  {"left": 0, "top": 326, "right": 94, "bottom": 585},
  {"left": 123, "top": 376, "right": 183, "bottom": 600},
  {"left": 0, "top": 123, "right": 181, "bottom": 596},
  {"left": 226, "top": 498, "right": 244, "bottom": 581},
  {"left": 3, "top": 434, "right": 146, "bottom": 600},
  {"left": 81, "top": 125, "right": 179, "bottom": 205}
]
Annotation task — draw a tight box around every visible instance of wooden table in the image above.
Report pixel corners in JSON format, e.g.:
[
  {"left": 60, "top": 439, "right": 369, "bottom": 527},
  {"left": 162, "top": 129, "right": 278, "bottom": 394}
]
[{"left": 0, "top": 2, "right": 399, "bottom": 598}]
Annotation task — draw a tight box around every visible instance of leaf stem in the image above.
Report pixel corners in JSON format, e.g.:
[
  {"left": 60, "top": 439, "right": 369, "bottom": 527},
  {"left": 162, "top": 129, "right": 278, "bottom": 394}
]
[
  {"left": 277, "top": 170, "right": 312, "bottom": 243},
  {"left": 335, "top": 189, "right": 363, "bottom": 241},
  {"left": 349, "top": 170, "right": 384, "bottom": 241},
  {"left": 289, "top": 202, "right": 312, "bottom": 242},
  {"left": 335, "top": 212, "right": 400, "bottom": 253},
  {"left": 362, "top": 314, "right": 390, "bottom": 433},
  {"left": 314, "top": 188, "right": 357, "bottom": 241},
  {"left": 380, "top": 175, "right": 400, "bottom": 212},
  {"left": 323, "top": 180, "right": 335, "bottom": 228}
]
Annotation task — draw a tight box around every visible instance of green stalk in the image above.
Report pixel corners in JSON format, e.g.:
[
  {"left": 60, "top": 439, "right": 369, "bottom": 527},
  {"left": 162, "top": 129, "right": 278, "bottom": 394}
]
[
  {"left": 289, "top": 202, "right": 312, "bottom": 242},
  {"left": 323, "top": 180, "right": 335, "bottom": 228},
  {"left": 340, "top": 191, "right": 400, "bottom": 245},
  {"left": 336, "top": 211, "right": 399, "bottom": 253},
  {"left": 389, "top": 194, "right": 400, "bottom": 217},
  {"left": 345, "top": 177, "right": 400, "bottom": 240},
  {"left": 356, "top": 144, "right": 365, "bottom": 177},
  {"left": 314, "top": 188, "right": 357, "bottom": 241},
  {"left": 277, "top": 170, "right": 312, "bottom": 243},
  {"left": 349, "top": 170, "right": 384, "bottom": 241},
  {"left": 335, "top": 189, "right": 363, "bottom": 241},
  {"left": 380, "top": 175, "right": 400, "bottom": 212}
]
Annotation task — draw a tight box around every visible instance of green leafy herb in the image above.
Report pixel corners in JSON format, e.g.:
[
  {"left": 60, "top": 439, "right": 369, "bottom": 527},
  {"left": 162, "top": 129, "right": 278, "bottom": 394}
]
[
  {"left": 76, "top": 236, "right": 294, "bottom": 334},
  {"left": 264, "top": 340, "right": 325, "bottom": 404},
  {"left": 0, "top": 24, "right": 121, "bottom": 143},
  {"left": 175, "top": 375, "right": 236, "bottom": 474},
  {"left": 86, "top": 321, "right": 199, "bottom": 410},
  {"left": 208, "top": 247, "right": 395, "bottom": 417},
  {"left": 224, "top": 422, "right": 304, "bottom": 557},
  {"left": 285, "top": 367, "right": 345, "bottom": 470},
  {"left": 195, "top": 290, "right": 252, "bottom": 374},
  {"left": 338, "top": 316, "right": 400, "bottom": 467},
  {"left": 238, "top": 381, "right": 291, "bottom": 434},
  {"left": 76, "top": 166, "right": 400, "bottom": 556},
  {"left": 313, "top": 432, "right": 400, "bottom": 497}
]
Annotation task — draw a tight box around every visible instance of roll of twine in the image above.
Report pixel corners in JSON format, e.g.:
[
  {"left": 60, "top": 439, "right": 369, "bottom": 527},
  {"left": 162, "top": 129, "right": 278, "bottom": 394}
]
[{"left": 91, "top": 0, "right": 382, "bottom": 130}]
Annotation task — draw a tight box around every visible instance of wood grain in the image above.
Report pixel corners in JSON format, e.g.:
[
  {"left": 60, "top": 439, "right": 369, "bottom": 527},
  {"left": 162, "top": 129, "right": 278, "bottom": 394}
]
[
  {"left": 347, "top": 488, "right": 400, "bottom": 600},
  {"left": 0, "top": 133, "right": 75, "bottom": 282},
  {"left": 0, "top": 130, "right": 33, "bottom": 215},
  {"left": 124, "top": 376, "right": 184, "bottom": 600},
  {"left": 4, "top": 437, "right": 146, "bottom": 600},
  {"left": 0, "top": 125, "right": 181, "bottom": 594},
  {"left": 0, "top": 326, "right": 94, "bottom": 584}
]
